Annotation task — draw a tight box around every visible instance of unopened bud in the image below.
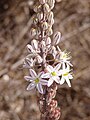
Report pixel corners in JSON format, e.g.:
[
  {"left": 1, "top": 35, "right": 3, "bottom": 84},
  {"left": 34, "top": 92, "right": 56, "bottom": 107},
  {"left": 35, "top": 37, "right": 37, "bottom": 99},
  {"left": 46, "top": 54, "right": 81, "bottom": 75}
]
[
  {"left": 54, "top": 108, "right": 61, "bottom": 120},
  {"left": 33, "top": 17, "right": 38, "bottom": 24},
  {"left": 36, "top": 28, "right": 41, "bottom": 36},
  {"left": 36, "top": 55, "right": 43, "bottom": 63},
  {"left": 46, "top": 37, "right": 51, "bottom": 48},
  {"left": 46, "top": 27, "right": 53, "bottom": 36},
  {"left": 47, "top": 11, "right": 54, "bottom": 25},
  {"left": 53, "top": 32, "right": 61, "bottom": 45},
  {"left": 30, "top": 28, "right": 37, "bottom": 37},
  {"left": 41, "top": 22, "right": 48, "bottom": 30},
  {"left": 47, "top": 11, "right": 53, "bottom": 20},
  {"left": 39, "top": 0, "right": 46, "bottom": 4},
  {"left": 37, "top": 12, "right": 43, "bottom": 21},
  {"left": 27, "top": 44, "right": 33, "bottom": 53},
  {"left": 40, "top": 41, "right": 46, "bottom": 52},
  {"left": 34, "top": 5, "right": 42, "bottom": 13},
  {"left": 23, "top": 58, "right": 33, "bottom": 68},
  {"left": 46, "top": 0, "right": 55, "bottom": 9},
  {"left": 31, "top": 39, "right": 38, "bottom": 50},
  {"left": 50, "top": 46, "right": 57, "bottom": 58},
  {"left": 43, "top": 3, "right": 50, "bottom": 13}
]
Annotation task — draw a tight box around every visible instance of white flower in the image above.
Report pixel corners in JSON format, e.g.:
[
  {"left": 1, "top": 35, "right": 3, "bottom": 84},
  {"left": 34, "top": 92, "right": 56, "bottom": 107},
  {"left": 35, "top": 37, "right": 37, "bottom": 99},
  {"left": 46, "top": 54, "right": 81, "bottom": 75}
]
[
  {"left": 56, "top": 46, "right": 73, "bottom": 66},
  {"left": 24, "top": 69, "right": 48, "bottom": 94},
  {"left": 41, "top": 64, "right": 61, "bottom": 87},
  {"left": 59, "top": 63, "right": 73, "bottom": 87}
]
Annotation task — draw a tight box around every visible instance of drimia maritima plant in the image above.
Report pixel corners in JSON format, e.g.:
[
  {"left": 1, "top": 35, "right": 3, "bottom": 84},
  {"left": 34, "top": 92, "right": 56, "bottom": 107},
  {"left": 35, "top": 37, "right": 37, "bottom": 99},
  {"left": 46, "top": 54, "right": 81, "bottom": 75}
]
[{"left": 23, "top": 0, "right": 73, "bottom": 120}]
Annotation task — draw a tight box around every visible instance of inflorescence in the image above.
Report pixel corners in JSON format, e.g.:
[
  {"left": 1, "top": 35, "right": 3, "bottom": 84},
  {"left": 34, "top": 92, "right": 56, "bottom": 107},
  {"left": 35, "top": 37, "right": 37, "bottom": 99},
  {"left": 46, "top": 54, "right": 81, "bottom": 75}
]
[{"left": 23, "top": 0, "right": 73, "bottom": 119}]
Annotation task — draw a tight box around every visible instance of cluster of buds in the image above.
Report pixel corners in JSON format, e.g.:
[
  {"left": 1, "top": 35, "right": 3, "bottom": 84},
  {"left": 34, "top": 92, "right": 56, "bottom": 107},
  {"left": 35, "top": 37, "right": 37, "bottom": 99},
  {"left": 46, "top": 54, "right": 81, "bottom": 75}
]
[{"left": 23, "top": 0, "right": 73, "bottom": 120}]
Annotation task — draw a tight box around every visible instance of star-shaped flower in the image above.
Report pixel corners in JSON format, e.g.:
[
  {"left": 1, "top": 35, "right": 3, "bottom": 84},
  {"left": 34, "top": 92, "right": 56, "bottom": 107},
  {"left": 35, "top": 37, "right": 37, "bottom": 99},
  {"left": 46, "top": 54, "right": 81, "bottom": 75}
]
[
  {"left": 59, "top": 63, "right": 73, "bottom": 87},
  {"left": 41, "top": 64, "right": 61, "bottom": 87},
  {"left": 24, "top": 69, "right": 48, "bottom": 94},
  {"left": 56, "top": 46, "right": 73, "bottom": 66}
]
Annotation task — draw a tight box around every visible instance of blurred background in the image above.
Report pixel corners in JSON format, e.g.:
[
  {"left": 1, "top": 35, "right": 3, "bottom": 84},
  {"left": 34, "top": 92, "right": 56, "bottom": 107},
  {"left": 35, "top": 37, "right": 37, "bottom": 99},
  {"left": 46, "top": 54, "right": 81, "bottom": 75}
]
[{"left": 0, "top": 0, "right": 90, "bottom": 120}]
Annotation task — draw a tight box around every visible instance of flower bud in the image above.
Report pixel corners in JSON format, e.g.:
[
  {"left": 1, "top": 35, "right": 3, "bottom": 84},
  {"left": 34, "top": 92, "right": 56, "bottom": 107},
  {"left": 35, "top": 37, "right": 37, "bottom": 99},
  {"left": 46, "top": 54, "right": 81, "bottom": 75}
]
[
  {"left": 27, "top": 44, "right": 33, "bottom": 53},
  {"left": 23, "top": 58, "right": 33, "bottom": 68},
  {"left": 31, "top": 39, "right": 38, "bottom": 50},
  {"left": 37, "top": 12, "right": 43, "bottom": 22},
  {"left": 34, "top": 5, "right": 42, "bottom": 13},
  {"left": 39, "top": 0, "right": 46, "bottom": 4},
  {"left": 40, "top": 41, "right": 46, "bottom": 52},
  {"left": 53, "top": 32, "right": 61, "bottom": 45},
  {"left": 41, "top": 22, "right": 48, "bottom": 30},
  {"left": 30, "top": 28, "right": 37, "bottom": 37},
  {"left": 50, "top": 46, "right": 57, "bottom": 58},
  {"left": 54, "top": 108, "right": 61, "bottom": 120},
  {"left": 46, "top": 92, "right": 52, "bottom": 104},
  {"left": 46, "top": 0, "right": 55, "bottom": 9},
  {"left": 47, "top": 11, "right": 54, "bottom": 25},
  {"left": 43, "top": 3, "right": 50, "bottom": 13},
  {"left": 36, "top": 55, "right": 43, "bottom": 63},
  {"left": 36, "top": 28, "right": 41, "bottom": 36},
  {"left": 46, "top": 37, "right": 51, "bottom": 48},
  {"left": 47, "top": 11, "right": 53, "bottom": 20},
  {"left": 33, "top": 17, "right": 38, "bottom": 25},
  {"left": 46, "top": 27, "right": 53, "bottom": 36}
]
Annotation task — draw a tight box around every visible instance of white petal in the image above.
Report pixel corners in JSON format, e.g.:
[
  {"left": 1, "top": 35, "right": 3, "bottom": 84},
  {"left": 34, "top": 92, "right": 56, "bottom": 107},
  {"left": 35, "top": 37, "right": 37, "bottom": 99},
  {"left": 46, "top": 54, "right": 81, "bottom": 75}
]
[
  {"left": 65, "top": 77, "right": 71, "bottom": 87},
  {"left": 68, "top": 74, "right": 73, "bottom": 79},
  {"left": 41, "top": 73, "right": 51, "bottom": 78},
  {"left": 66, "top": 64, "right": 70, "bottom": 71},
  {"left": 58, "top": 70, "right": 63, "bottom": 76},
  {"left": 37, "top": 83, "right": 43, "bottom": 94},
  {"left": 47, "top": 65, "right": 54, "bottom": 72},
  {"left": 48, "top": 78, "right": 54, "bottom": 87},
  {"left": 27, "top": 83, "right": 35, "bottom": 90},
  {"left": 24, "top": 76, "right": 33, "bottom": 81},
  {"left": 54, "top": 76, "right": 60, "bottom": 84},
  {"left": 40, "top": 79, "right": 48, "bottom": 85},
  {"left": 38, "top": 72, "right": 44, "bottom": 77},
  {"left": 67, "top": 61, "right": 73, "bottom": 67},
  {"left": 60, "top": 77, "right": 65, "bottom": 85},
  {"left": 29, "top": 69, "right": 37, "bottom": 77},
  {"left": 54, "top": 63, "right": 61, "bottom": 71},
  {"left": 62, "top": 62, "right": 65, "bottom": 70}
]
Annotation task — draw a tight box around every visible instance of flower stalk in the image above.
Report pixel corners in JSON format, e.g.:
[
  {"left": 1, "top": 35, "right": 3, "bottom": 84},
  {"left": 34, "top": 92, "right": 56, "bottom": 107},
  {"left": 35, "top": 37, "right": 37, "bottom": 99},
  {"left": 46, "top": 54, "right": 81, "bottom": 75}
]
[{"left": 23, "top": 0, "right": 73, "bottom": 120}]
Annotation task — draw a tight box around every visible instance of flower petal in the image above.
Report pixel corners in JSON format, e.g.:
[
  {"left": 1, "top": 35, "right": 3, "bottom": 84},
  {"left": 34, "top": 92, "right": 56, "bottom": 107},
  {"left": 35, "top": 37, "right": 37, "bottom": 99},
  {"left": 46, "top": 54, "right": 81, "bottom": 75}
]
[
  {"left": 62, "top": 62, "right": 65, "bottom": 70},
  {"left": 24, "top": 76, "right": 33, "bottom": 81},
  {"left": 54, "top": 63, "right": 61, "bottom": 71},
  {"left": 48, "top": 78, "right": 54, "bottom": 87},
  {"left": 38, "top": 72, "right": 44, "bottom": 77},
  {"left": 47, "top": 65, "right": 54, "bottom": 72},
  {"left": 41, "top": 73, "right": 50, "bottom": 78},
  {"left": 27, "top": 83, "right": 35, "bottom": 90},
  {"left": 69, "top": 74, "right": 73, "bottom": 79},
  {"left": 54, "top": 76, "right": 60, "bottom": 84},
  {"left": 65, "top": 77, "right": 71, "bottom": 87},
  {"left": 60, "top": 77, "right": 65, "bottom": 85},
  {"left": 40, "top": 79, "right": 48, "bottom": 85},
  {"left": 29, "top": 69, "right": 37, "bottom": 77},
  {"left": 66, "top": 64, "right": 70, "bottom": 71},
  {"left": 57, "top": 70, "right": 62, "bottom": 76},
  {"left": 37, "top": 83, "right": 43, "bottom": 94}
]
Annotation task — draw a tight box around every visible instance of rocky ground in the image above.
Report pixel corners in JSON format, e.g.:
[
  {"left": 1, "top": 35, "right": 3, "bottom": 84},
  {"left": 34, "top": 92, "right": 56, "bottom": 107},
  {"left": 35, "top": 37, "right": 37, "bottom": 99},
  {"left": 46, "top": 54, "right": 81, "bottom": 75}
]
[{"left": 0, "top": 0, "right": 90, "bottom": 120}]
